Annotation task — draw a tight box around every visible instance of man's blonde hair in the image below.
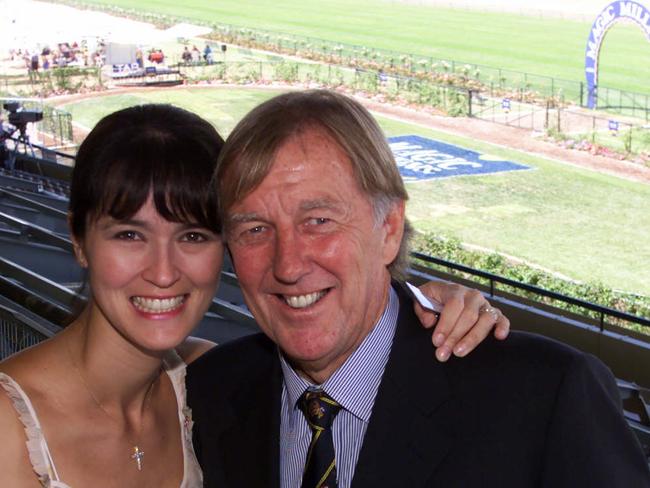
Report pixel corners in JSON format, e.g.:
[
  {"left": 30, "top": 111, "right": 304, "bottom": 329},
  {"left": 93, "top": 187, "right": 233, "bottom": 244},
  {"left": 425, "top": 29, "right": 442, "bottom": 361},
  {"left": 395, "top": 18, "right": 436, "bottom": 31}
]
[{"left": 215, "top": 89, "right": 413, "bottom": 279}]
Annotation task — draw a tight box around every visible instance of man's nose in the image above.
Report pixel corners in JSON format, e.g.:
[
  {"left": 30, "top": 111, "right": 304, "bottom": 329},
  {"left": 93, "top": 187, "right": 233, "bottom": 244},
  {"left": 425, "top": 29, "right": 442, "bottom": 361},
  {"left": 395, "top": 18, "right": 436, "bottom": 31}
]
[
  {"left": 272, "top": 229, "right": 308, "bottom": 284},
  {"left": 142, "top": 243, "right": 181, "bottom": 288}
]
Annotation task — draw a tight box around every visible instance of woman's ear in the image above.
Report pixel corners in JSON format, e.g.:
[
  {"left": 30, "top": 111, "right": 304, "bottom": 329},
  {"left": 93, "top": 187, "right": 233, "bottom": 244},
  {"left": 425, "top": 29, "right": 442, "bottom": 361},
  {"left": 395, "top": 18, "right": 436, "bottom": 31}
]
[{"left": 68, "top": 212, "right": 87, "bottom": 268}]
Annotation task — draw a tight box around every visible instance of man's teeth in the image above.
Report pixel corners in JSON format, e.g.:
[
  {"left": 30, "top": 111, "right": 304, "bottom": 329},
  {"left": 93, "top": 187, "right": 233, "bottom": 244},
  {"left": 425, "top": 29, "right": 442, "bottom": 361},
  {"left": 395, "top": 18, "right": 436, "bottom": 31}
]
[
  {"left": 131, "top": 296, "right": 185, "bottom": 313},
  {"left": 284, "top": 291, "right": 325, "bottom": 309}
]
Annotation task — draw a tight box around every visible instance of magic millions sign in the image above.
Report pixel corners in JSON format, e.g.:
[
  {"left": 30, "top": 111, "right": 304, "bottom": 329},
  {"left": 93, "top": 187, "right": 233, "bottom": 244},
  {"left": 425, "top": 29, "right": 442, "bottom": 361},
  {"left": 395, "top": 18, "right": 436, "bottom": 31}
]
[{"left": 585, "top": 1, "right": 650, "bottom": 108}]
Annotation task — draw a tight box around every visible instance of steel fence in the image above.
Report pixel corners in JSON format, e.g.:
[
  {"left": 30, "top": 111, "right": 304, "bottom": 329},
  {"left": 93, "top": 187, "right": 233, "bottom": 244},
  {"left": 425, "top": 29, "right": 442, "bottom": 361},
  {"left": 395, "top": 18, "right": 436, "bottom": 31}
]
[
  {"left": 1, "top": 97, "right": 74, "bottom": 148},
  {"left": 0, "top": 305, "right": 52, "bottom": 360},
  {"left": 469, "top": 91, "right": 650, "bottom": 156}
]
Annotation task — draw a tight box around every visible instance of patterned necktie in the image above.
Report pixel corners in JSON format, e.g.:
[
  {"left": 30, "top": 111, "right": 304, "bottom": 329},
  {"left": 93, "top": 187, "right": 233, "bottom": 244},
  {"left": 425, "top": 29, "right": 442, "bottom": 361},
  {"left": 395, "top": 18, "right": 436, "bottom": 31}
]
[{"left": 299, "top": 389, "right": 342, "bottom": 488}]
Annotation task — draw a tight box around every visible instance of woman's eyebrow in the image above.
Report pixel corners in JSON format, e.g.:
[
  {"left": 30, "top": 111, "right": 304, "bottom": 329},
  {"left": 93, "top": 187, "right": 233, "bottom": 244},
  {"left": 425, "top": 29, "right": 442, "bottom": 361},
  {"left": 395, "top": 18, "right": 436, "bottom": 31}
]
[{"left": 97, "top": 218, "right": 147, "bottom": 230}]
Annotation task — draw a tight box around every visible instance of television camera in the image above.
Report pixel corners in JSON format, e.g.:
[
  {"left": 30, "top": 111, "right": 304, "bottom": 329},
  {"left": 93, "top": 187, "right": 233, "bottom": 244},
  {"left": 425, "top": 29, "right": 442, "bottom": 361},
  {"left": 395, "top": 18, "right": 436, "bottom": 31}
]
[{"left": 1, "top": 102, "right": 44, "bottom": 159}]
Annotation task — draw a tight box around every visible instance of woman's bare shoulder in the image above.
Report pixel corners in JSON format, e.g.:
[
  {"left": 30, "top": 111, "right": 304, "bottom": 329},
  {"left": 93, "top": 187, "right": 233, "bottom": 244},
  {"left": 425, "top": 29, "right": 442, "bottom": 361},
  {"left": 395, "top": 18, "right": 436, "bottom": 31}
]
[
  {"left": 176, "top": 336, "right": 217, "bottom": 364},
  {"left": 0, "top": 336, "right": 60, "bottom": 381}
]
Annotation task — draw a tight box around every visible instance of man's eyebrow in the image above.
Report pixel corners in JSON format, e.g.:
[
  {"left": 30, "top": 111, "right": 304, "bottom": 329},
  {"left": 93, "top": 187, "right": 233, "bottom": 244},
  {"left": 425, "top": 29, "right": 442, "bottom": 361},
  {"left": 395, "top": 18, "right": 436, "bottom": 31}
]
[
  {"left": 226, "top": 199, "right": 344, "bottom": 225},
  {"left": 299, "top": 198, "right": 343, "bottom": 212},
  {"left": 227, "top": 212, "right": 263, "bottom": 224}
]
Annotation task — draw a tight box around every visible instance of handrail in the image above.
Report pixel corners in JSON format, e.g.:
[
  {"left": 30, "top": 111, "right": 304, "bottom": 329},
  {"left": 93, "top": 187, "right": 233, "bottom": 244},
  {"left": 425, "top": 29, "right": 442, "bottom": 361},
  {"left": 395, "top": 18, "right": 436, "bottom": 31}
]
[
  {"left": 0, "top": 211, "right": 73, "bottom": 253},
  {"left": 6, "top": 136, "right": 76, "bottom": 161},
  {"left": 209, "top": 298, "right": 258, "bottom": 330},
  {"left": 0, "top": 188, "right": 68, "bottom": 219},
  {"left": 0, "top": 256, "right": 79, "bottom": 308},
  {"left": 410, "top": 251, "right": 650, "bottom": 330},
  {"left": 0, "top": 275, "right": 74, "bottom": 327},
  {"left": 0, "top": 302, "right": 60, "bottom": 339}
]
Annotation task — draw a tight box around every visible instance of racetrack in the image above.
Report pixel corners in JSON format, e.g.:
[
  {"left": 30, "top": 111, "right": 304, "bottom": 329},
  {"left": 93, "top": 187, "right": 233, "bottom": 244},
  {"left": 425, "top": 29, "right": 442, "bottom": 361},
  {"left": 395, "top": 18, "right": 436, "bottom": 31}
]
[
  {"left": 4, "top": 0, "right": 649, "bottom": 295},
  {"left": 392, "top": 0, "right": 610, "bottom": 21}
]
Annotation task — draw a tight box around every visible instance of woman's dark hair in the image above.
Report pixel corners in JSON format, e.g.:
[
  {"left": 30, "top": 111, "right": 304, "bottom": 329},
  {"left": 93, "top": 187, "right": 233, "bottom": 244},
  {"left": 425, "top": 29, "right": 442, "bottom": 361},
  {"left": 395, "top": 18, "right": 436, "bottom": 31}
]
[{"left": 69, "top": 104, "right": 224, "bottom": 240}]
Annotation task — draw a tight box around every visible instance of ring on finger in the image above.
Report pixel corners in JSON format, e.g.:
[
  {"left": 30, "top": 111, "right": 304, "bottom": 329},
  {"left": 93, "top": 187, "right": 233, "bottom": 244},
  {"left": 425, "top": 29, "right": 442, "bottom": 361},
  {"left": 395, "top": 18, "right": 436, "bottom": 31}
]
[{"left": 479, "top": 304, "right": 498, "bottom": 318}]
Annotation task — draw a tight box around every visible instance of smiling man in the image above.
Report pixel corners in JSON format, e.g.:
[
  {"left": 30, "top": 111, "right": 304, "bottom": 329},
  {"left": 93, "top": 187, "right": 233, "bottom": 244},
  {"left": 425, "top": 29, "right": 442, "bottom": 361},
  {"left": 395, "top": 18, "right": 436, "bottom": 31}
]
[
  {"left": 224, "top": 124, "right": 403, "bottom": 385},
  {"left": 187, "top": 90, "right": 650, "bottom": 488}
]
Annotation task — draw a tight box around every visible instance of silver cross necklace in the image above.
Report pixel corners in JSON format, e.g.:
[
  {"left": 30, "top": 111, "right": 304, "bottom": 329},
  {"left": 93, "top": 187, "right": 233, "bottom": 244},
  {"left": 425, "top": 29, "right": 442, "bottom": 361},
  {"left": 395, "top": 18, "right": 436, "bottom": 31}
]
[{"left": 66, "top": 338, "right": 158, "bottom": 472}]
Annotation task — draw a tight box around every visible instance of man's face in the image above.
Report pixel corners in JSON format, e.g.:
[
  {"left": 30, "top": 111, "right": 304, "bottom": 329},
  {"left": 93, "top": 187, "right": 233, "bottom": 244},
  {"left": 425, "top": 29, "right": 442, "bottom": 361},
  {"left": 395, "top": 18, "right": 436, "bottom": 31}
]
[{"left": 226, "top": 127, "right": 404, "bottom": 382}]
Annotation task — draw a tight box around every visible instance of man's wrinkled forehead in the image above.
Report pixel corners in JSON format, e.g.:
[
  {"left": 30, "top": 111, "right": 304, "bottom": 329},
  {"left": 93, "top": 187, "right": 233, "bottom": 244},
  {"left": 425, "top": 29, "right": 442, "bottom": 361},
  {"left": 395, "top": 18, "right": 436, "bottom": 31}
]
[{"left": 225, "top": 125, "right": 361, "bottom": 208}]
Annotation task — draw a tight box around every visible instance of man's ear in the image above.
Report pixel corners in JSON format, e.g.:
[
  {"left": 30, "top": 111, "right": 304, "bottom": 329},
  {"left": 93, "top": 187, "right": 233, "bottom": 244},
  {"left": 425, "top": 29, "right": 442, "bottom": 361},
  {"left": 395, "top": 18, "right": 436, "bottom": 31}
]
[
  {"left": 380, "top": 200, "right": 406, "bottom": 266},
  {"left": 67, "top": 212, "right": 87, "bottom": 268}
]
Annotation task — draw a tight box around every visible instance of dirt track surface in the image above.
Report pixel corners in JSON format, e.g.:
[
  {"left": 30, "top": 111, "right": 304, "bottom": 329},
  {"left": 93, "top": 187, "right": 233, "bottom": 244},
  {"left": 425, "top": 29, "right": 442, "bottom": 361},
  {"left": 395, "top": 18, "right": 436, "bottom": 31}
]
[
  {"left": 360, "top": 98, "right": 650, "bottom": 185},
  {"left": 52, "top": 85, "right": 650, "bottom": 185}
]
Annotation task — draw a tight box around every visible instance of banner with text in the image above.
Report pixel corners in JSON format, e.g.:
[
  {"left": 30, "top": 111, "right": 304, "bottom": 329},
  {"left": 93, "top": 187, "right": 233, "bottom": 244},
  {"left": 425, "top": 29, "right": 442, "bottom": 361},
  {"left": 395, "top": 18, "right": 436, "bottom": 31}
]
[
  {"left": 585, "top": 1, "right": 650, "bottom": 108},
  {"left": 389, "top": 135, "right": 530, "bottom": 181}
]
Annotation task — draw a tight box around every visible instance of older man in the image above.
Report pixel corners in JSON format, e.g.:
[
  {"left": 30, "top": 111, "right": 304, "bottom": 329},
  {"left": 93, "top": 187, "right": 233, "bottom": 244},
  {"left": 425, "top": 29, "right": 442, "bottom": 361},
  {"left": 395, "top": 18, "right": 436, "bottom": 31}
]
[{"left": 188, "top": 90, "right": 650, "bottom": 487}]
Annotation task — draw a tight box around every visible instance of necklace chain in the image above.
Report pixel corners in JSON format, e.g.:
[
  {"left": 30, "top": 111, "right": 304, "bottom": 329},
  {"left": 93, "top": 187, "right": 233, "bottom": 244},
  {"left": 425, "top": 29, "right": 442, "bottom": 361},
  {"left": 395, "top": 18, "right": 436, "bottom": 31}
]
[{"left": 65, "top": 335, "right": 159, "bottom": 472}]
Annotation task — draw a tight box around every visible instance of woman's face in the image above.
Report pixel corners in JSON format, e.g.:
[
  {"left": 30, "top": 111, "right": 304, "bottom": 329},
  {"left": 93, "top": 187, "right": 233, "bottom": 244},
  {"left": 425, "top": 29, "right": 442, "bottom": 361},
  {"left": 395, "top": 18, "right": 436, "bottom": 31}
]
[{"left": 75, "top": 195, "right": 224, "bottom": 352}]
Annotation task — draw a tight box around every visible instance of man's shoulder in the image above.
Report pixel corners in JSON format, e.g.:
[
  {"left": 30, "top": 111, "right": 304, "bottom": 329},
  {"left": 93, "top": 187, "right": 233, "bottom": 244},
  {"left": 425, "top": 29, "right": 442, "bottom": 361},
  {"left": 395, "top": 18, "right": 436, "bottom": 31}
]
[
  {"left": 441, "top": 330, "right": 615, "bottom": 395},
  {"left": 186, "top": 332, "right": 280, "bottom": 410},
  {"left": 476, "top": 329, "right": 591, "bottom": 363},
  {"left": 472, "top": 330, "right": 603, "bottom": 369},
  {"left": 188, "top": 332, "right": 277, "bottom": 379}
]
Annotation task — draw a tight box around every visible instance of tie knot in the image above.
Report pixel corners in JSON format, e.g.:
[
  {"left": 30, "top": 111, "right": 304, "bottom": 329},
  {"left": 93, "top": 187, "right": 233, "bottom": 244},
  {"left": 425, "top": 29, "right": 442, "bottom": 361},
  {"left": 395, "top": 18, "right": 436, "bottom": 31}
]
[{"left": 299, "top": 389, "right": 341, "bottom": 430}]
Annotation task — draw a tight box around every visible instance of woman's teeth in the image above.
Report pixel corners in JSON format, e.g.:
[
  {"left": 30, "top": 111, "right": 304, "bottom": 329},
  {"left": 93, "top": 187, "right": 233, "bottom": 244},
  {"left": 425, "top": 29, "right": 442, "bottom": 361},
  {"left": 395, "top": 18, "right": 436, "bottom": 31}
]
[
  {"left": 131, "top": 295, "right": 185, "bottom": 313},
  {"left": 284, "top": 291, "right": 326, "bottom": 309}
]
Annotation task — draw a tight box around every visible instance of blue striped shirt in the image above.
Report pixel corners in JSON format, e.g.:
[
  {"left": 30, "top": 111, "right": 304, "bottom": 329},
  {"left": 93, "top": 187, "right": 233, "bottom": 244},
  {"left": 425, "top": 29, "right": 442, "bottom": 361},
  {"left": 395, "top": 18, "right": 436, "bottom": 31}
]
[{"left": 279, "top": 286, "right": 399, "bottom": 488}]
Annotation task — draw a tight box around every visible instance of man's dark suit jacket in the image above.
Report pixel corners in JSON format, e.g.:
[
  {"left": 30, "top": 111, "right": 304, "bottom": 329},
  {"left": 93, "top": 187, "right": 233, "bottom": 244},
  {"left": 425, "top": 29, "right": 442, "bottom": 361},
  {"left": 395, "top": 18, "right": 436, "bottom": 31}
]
[{"left": 187, "top": 286, "right": 650, "bottom": 487}]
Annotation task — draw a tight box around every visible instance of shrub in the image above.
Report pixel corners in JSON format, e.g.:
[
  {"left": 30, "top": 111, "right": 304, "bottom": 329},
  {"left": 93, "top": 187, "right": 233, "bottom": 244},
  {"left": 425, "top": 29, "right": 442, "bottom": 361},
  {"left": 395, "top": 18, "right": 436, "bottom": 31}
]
[{"left": 412, "top": 232, "right": 650, "bottom": 335}]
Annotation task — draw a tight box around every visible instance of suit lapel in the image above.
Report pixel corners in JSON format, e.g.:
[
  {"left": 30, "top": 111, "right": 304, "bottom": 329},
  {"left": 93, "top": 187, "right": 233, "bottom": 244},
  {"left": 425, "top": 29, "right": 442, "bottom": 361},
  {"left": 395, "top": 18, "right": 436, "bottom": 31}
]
[
  {"left": 352, "top": 285, "right": 456, "bottom": 487},
  {"left": 217, "top": 352, "right": 283, "bottom": 487}
]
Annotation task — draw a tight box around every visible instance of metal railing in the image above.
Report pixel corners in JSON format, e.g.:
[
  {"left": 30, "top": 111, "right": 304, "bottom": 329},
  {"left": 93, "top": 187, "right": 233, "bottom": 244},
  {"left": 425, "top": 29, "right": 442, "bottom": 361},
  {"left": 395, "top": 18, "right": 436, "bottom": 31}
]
[
  {"left": 0, "top": 211, "right": 74, "bottom": 253},
  {"left": 1, "top": 98, "right": 75, "bottom": 146},
  {"left": 411, "top": 251, "right": 650, "bottom": 333},
  {"left": 0, "top": 188, "right": 68, "bottom": 219},
  {"left": 0, "top": 304, "right": 55, "bottom": 359},
  {"left": 468, "top": 91, "right": 650, "bottom": 156}
]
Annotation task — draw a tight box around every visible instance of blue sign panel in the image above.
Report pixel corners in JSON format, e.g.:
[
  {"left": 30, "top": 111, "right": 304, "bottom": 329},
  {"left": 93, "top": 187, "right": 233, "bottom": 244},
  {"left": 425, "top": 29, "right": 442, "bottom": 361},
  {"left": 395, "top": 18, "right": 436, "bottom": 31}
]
[
  {"left": 389, "top": 135, "right": 530, "bottom": 181},
  {"left": 585, "top": 1, "right": 650, "bottom": 108},
  {"left": 608, "top": 119, "right": 619, "bottom": 132}
]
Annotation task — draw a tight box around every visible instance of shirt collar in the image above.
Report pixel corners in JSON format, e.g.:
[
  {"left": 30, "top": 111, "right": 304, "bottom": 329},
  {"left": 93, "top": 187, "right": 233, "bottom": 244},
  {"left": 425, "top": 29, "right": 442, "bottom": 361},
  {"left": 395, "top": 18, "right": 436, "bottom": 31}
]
[{"left": 280, "top": 285, "right": 399, "bottom": 423}]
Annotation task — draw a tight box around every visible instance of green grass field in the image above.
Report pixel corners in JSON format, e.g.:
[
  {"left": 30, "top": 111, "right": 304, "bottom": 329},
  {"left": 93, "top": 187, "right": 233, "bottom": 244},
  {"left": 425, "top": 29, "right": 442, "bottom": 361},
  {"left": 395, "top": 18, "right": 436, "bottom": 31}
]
[
  {"left": 55, "top": 87, "right": 650, "bottom": 296},
  {"left": 75, "top": 0, "right": 650, "bottom": 94}
]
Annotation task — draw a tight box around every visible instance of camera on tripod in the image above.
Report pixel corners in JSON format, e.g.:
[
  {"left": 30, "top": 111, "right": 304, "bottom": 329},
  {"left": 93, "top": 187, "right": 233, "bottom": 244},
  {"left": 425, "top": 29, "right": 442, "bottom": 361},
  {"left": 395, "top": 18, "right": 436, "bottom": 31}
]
[
  {"left": 3, "top": 102, "right": 44, "bottom": 127},
  {"left": 2, "top": 102, "right": 44, "bottom": 159}
]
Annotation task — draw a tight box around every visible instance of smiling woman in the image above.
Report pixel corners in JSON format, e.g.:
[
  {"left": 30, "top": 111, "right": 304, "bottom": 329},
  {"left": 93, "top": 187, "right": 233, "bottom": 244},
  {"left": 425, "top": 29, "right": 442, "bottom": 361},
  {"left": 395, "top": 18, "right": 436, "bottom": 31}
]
[
  {"left": 68, "top": 105, "right": 225, "bottom": 354},
  {"left": 0, "top": 104, "right": 225, "bottom": 488},
  {"left": 75, "top": 197, "right": 223, "bottom": 352}
]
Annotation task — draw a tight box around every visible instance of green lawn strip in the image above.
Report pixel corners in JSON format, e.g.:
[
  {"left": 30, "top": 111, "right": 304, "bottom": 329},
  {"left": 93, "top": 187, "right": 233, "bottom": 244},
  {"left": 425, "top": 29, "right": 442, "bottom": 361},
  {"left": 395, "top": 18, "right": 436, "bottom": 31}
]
[
  {"left": 55, "top": 87, "right": 650, "bottom": 296},
  {"left": 60, "top": 0, "right": 650, "bottom": 94},
  {"left": 58, "top": 87, "right": 277, "bottom": 135}
]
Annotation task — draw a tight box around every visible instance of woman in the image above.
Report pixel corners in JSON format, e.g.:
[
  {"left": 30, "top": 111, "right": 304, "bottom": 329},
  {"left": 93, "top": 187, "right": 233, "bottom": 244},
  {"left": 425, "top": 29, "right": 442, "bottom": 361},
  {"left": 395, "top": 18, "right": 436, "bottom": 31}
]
[{"left": 0, "top": 104, "right": 507, "bottom": 487}]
